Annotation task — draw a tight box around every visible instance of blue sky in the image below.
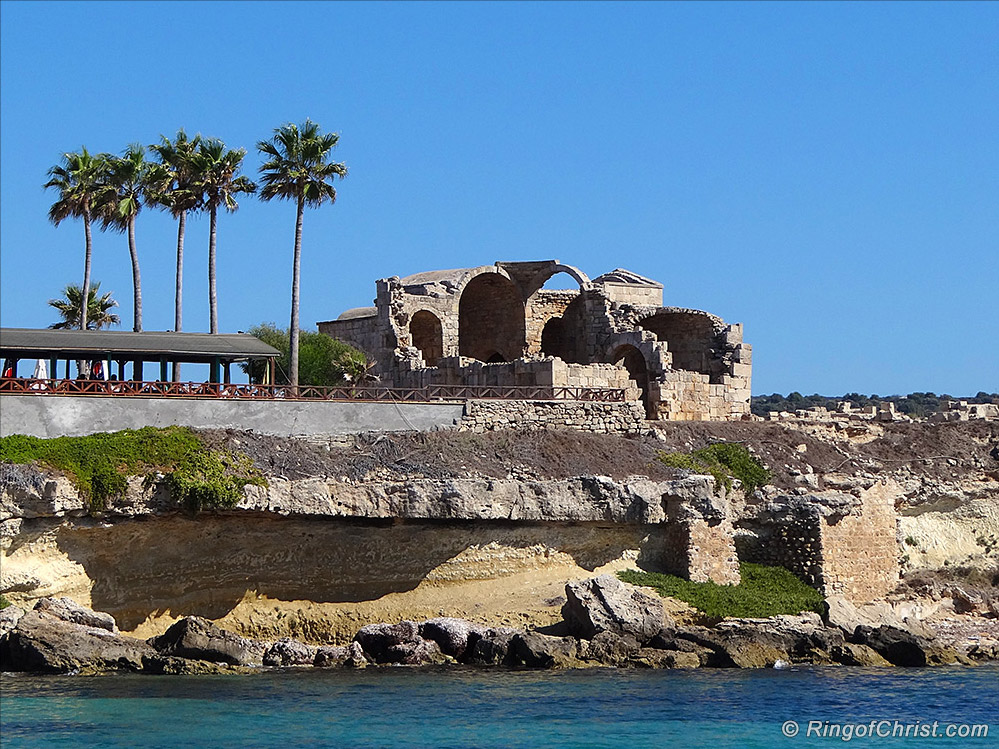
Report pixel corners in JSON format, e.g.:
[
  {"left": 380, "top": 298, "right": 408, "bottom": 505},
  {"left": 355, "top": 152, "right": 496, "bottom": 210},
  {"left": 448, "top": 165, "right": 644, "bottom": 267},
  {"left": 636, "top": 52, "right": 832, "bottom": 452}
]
[{"left": 1, "top": 1, "right": 996, "bottom": 395}]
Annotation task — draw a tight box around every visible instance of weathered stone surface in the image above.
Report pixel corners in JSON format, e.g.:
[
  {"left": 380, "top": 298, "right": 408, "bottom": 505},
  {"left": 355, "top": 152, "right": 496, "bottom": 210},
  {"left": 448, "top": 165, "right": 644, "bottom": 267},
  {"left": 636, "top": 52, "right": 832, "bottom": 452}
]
[
  {"left": 35, "top": 597, "right": 118, "bottom": 633},
  {"left": 263, "top": 637, "right": 317, "bottom": 667},
  {"left": 0, "top": 610, "right": 154, "bottom": 673},
  {"left": 824, "top": 595, "right": 932, "bottom": 639},
  {"left": 353, "top": 621, "right": 446, "bottom": 665},
  {"left": 0, "top": 604, "right": 26, "bottom": 637},
  {"left": 420, "top": 617, "right": 484, "bottom": 659},
  {"left": 141, "top": 654, "right": 251, "bottom": 675},
  {"left": 830, "top": 642, "right": 893, "bottom": 667},
  {"left": 314, "top": 641, "right": 369, "bottom": 668},
  {"left": 509, "top": 632, "right": 579, "bottom": 668},
  {"left": 464, "top": 627, "right": 520, "bottom": 665},
  {"left": 563, "top": 574, "right": 667, "bottom": 642},
  {"left": 580, "top": 631, "right": 640, "bottom": 666},
  {"left": 854, "top": 625, "right": 959, "bottom": 667},
  {"left": 631, "top": 648, "right": 701, "bottom": 669},
  {"left": 148, "top": 617, "right": 263, "bottom": 667},
  {"left": 675, "top": 626, "right": 791, "bottom": 668}
]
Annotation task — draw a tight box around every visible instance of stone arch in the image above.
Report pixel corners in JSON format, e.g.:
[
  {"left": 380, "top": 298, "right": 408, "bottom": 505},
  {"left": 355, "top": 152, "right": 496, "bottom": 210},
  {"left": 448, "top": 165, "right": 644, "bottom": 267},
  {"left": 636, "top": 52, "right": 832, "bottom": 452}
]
[
  {"left": 612, "top": 343, "right": 653, "bottom": 419},
  {"left": 638, "top": 311, "right": 721, "bottom": 379},
  {"left": 458, "top": 272, "right": 526, "bottom": 362},
  {"left": 410, "top": 310, "right": 443, "bottom": 366}
]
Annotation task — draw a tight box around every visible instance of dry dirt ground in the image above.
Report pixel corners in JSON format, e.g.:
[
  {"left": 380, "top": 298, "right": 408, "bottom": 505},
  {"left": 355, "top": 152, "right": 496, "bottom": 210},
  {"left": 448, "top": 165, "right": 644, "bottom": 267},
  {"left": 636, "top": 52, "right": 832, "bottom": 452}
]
[{"left": 199, "top": 419, "right": 999, "bottom": 490}]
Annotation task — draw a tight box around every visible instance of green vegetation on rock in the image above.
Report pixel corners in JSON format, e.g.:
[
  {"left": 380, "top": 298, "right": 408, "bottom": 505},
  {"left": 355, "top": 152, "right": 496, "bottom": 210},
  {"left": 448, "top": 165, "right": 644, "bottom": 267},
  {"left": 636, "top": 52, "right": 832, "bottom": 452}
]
[
  {"left": 657, "top": 442, "right": 770, "bottom": 494},
  {"left": 0, "top": 594, "right": 11, "bottom": 610},
  {"left": 619, "top": 563, "right": 823, "bottom": 619},
  {"left": 0, "top": 427, "right": 265, "bottom": 513}
]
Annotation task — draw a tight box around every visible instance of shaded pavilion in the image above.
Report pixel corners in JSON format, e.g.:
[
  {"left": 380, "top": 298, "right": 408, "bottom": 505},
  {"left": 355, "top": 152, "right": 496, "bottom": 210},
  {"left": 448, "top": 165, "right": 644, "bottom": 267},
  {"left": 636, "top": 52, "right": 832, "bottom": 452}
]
[{"left": 0, "top": 328, "right": 280, "bottom": 384}]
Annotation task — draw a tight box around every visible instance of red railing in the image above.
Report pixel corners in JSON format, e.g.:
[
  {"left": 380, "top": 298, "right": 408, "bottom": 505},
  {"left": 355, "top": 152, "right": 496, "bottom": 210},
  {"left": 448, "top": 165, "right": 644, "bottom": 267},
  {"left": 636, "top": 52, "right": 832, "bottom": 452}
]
[{"left": 0, "top": 377, "right": 626, "bottom": 403}]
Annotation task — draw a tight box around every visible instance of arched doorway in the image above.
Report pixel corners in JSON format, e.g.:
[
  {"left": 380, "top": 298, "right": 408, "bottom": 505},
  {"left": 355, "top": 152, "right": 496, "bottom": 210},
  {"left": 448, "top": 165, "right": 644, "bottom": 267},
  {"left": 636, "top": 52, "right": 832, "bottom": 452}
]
[
  {"left": 613, "top": 344, "right": 653, "bottom": 419},
  {"left": 458, "top": 273, "right": 526, "bottom": 362},
  {"left": 540, "top": 316, "right": 565, "bottom": 358},
  {"left": 410, "top": 310, "right": 443, "bottom": 366}
]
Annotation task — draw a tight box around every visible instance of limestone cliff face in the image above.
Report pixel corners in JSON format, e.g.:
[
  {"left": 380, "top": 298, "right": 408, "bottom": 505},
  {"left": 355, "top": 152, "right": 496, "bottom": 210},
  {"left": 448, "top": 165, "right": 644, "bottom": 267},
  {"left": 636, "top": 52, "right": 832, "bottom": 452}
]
[{"left": 0, "top": 472, "right": 718, "bottom": 637}]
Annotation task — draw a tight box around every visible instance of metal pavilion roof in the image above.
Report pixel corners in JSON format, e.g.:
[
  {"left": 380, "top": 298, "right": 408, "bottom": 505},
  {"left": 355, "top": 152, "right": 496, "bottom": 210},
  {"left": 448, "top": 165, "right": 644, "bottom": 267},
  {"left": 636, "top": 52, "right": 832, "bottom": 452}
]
[{"left": 0, "top": 328, "right": 280, "bottom": 363}]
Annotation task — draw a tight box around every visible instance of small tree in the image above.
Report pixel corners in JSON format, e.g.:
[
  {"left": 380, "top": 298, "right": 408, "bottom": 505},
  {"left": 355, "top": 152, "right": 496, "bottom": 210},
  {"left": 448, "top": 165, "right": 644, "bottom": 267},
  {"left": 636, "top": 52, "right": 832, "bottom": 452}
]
[{"left": 240, "top": 323, "right": 366, "bottom": 386}]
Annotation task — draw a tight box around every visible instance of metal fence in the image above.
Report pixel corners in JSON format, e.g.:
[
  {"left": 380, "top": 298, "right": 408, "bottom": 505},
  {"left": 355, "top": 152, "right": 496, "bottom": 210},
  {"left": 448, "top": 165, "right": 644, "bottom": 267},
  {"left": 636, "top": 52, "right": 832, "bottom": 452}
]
[{"left": 0, "top": 377, "right": 626, "bottom": 403}]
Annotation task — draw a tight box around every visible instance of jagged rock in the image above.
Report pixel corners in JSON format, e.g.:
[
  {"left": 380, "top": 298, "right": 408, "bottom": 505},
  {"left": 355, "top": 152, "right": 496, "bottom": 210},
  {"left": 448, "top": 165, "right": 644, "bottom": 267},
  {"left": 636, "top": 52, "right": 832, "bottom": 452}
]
[
  {"left": 580, "top": 631, "right": 640, "bottom": 666},
  {"left": 314, "top": 641, "right": 368, "bottom": 668},
  {"left": 148, "top": 617, "right": 263, "bottom": 666},
  {"left": 675, "top": 625, "right": 790, "bottom": 668},
  {"left": 141, "top": 654, "right": 251, "bottom": 675},
  {"left": 716, "top": 613, "right": 845, "bottom": 663},
  {"left": 420, "top": 617, "right": 484, "bottom": 659},
  {"left": 630, "top": 648, "right": 701, "bottom": 669},
  {"left": 464, "top": 627, "right": 520, "bottom": 665},
  {"left": 263, "top": 637, "right": 317, "bottom": 667},
  {"left": 853, "top": 625, "right": 959, "bottom": 667},
  {"left": 824, "top": 595, "right": 932, "bottom": 639},
  {"left": 563, "top": 574, "right": 667, "bottom": 642},
  {"left": 0, "top": 610, "right": 154, "bottom": 673},
  {"left": 0, "top": 604, "right": 25, "bottom": 637},
  {"left": 35, "top": 597, "right": 118, "bottom": 633},
  {"left": 830, "top": 642, "right": 892, "bottom": 667},
  {"left": 509, "top": 632, "right": 579, "bottom": 668},
  {"left": 353, "top": 621, "right": 446, "bottom": 665}
]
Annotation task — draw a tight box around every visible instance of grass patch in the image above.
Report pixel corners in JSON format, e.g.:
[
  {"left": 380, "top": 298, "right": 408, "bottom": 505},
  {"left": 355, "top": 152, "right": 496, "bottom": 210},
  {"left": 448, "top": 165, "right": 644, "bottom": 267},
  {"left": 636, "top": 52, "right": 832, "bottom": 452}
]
[
  {"left": 0, "top": 427, "right": 265, "bottom": 513},
  {"left": 0, "top": 594, "right": 11, "bottom": 610},
  {"left": 619, "top": 563, "right": 823, "bottom": 619},
  {"left": 657, "top": 442, "right": 770, "bottom": 494}
]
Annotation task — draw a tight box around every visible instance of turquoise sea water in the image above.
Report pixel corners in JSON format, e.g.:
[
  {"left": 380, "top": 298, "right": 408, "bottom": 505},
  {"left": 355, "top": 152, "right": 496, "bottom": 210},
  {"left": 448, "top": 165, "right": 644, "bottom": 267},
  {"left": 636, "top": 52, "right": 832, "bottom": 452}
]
[{"left": 1, "top": 666, "right": 996, "bottom": 748}]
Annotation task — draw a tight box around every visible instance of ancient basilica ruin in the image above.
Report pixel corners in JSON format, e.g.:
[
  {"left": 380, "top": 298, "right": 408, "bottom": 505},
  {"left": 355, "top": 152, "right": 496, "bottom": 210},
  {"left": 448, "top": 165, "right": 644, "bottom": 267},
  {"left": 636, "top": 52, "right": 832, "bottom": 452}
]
[{"left": 319, "top": 260, "right": 752, "bottom": 421}]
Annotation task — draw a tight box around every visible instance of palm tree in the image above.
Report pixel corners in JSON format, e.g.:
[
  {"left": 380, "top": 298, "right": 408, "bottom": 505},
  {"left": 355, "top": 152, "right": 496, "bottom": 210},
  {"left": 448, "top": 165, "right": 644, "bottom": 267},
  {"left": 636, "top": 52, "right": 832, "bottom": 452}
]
[
  {"left": 44, "top": 147, "right": 111, "bottom": 349},
  {"left": 94, "top": 144, "right": 164, "bottom": 332},
  {"left": 190, "top": 138, "right": 256, "bottom": 334},
  {"left": 150, "top": 129, "right": 202, "bottom": 379},
  {"left": 48, "top": 282, "right": 121, "bottom": 330},
  {"left": 257, "top": 120, "right": 347, "bottom": 389}
]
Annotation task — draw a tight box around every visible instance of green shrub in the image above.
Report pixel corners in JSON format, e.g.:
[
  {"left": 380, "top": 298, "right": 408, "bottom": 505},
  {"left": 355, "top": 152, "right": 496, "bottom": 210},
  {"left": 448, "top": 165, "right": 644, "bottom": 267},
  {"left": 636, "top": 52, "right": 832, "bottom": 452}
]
[
  {"left": 167, "top": 450, "right": 266, "bottom": 513},
  {"left": 0, "top": 427, "right": 265, "bottom": 514},
  {"left": 0, "top": 594, "right": 11, "bottom": 610},
  {"left": 657, "top": 442, "right": 770, "bottom": 494},
  {"left": 619, "top": 563, "right": 823, "bottom": 619}
]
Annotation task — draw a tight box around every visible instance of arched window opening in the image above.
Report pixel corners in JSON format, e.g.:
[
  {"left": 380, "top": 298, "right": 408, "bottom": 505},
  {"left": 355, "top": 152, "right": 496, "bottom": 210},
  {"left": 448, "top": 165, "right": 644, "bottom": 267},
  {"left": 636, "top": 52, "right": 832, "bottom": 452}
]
[
  {"left": 540, "top": 316, "right": 565, "bottom": 358},
  {"left": 458, "top": 273, "right": 526, "bottom": 362},
  {"left": 613, "top": 344, "right": 653, "bottom": 419},
  {"left": 410, "top": 310, "right": 443, "bottom": 367}
]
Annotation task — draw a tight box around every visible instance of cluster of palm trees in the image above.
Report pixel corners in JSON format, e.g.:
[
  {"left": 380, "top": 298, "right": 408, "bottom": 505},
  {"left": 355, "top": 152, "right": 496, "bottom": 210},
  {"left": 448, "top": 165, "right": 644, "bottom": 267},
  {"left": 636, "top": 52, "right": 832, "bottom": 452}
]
[{"left": 44, "top": 119, "right": 347, "bottom": 386}]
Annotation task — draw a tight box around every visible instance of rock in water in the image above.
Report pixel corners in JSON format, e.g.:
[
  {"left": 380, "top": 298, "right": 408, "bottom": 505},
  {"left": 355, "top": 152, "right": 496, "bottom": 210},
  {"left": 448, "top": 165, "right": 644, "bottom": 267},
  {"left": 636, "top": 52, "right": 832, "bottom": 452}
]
[
  {"left": 148, "top": 617, "right": 263, "bottom": 666},
  {"left": 0, "top": 610, "right": 154, "bottom": 673},
  {"left": 420, "top": 617, "right": 485, "bottom": 659},
  {"left": 263, "top": 637, "right": 317, "bottom": 666},
  {"left": 563, "top": 574, "right": 668, "bottom": 642},
  {"left": 509, "top": 632, "right": 579, "bottom": 668},
  {"left": 463, "top": 627, "right": 520, "bottom": 665},
  {"left": 353, "top": 621, "right": 446, "bottom": 665}
]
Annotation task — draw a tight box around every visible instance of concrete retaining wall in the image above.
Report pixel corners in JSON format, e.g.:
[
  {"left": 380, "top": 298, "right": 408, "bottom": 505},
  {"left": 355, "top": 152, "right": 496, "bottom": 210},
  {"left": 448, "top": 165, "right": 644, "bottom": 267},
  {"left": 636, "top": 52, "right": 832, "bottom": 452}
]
[{"left": 0, "top": 395, "right": 465, "bottom": 439}]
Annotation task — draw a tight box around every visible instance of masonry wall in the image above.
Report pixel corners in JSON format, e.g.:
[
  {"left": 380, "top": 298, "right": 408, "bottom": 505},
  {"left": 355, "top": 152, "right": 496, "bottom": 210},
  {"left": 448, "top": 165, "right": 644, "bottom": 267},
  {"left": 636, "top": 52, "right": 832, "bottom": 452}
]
[
  {"left": 459, "top": 399, "right": 647, "bottom": 435},
  {"left": 819, "top": 486, "right": 900, "bottom": 603}
]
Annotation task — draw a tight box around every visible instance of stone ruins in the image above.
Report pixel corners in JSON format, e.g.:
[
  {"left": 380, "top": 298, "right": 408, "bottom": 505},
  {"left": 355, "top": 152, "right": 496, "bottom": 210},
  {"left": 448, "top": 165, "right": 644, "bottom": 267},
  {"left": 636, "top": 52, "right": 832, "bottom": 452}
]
[{"left": 319, "top": 260, "right": 752, "bottom": 421}]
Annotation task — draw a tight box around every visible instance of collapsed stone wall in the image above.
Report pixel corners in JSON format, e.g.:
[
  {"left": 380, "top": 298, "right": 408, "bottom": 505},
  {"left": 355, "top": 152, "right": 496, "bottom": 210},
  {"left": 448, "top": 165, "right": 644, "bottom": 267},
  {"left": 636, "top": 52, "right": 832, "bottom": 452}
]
[{"left": 738, "top": 484, "right": 900, "bottom": 604}]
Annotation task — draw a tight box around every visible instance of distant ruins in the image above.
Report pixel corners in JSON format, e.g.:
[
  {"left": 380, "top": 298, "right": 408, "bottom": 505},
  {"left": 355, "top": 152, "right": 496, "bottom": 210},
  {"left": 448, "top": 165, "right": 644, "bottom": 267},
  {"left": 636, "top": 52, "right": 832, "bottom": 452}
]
[{"left": 319, "top": 260, "right": 752, "bottom": 421}]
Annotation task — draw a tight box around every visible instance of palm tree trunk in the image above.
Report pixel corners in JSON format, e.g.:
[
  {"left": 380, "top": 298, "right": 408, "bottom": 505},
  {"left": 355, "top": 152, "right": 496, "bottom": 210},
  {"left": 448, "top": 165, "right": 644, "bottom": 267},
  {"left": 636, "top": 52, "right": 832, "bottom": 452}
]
[
  {"left": 289, "top": 193, "right": 305, "bottom": 390},
  {"left": 79, "top": 208, "right": 93, "bottom": 379},
  {"left": 128, "top": 215, "right": 142, "bottom": 333},
  {"left": 209, "top": 204, "right": 218, "bottom": 335},
  {"left": 172, "top": 210, "right": 186, "bottom": 381}
]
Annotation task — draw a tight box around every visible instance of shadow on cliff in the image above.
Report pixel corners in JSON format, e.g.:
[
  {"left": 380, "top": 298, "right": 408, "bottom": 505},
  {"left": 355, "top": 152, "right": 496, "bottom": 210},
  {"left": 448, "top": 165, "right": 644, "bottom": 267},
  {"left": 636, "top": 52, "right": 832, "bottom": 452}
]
[{"left": 53, "top": 515, "right": 664, "bottom": 630}]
